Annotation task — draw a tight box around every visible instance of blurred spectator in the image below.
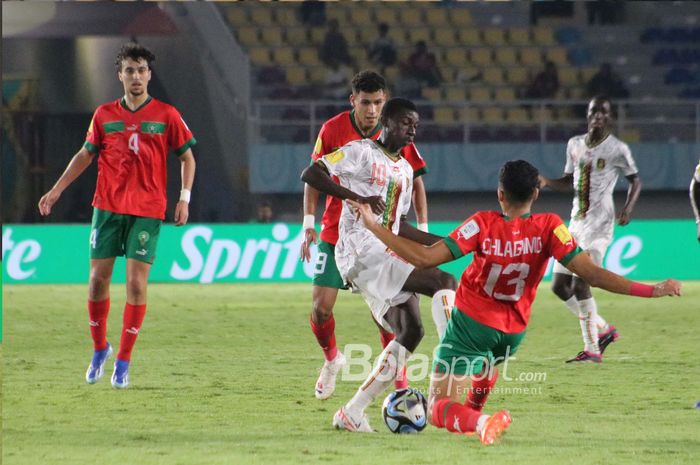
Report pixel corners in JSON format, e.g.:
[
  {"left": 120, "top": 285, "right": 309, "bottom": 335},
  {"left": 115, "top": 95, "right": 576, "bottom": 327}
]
[
  {"left": 299, "top": 0, "right": 326, "bottom": 27},
  {"left": 402, "top": 41, "right": 442, "bottom": 88},
  {"left": 319, "top": 19, "right": 353, "bottom": 68},
  {"left": 255, "top": 201, "right": 274, "bottom": 223},
  {"left": 586, "top": 63, "right": 629, "bottom": 99},
  {"left": 323, "top": 58, "right": 353, "bottom": 99},
  {"left": 367, "top": 23, "right": 397, "bottom": 71},
  {"left": 586, "top": 0, "right": 624, "bottom": 25},
  {"left": 525, "top": 61, "right": 560, "bottom": 99}
]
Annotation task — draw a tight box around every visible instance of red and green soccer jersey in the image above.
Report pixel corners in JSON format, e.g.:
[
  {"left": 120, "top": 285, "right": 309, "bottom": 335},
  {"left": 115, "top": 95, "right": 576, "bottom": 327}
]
[
  {"left": 444, "top": 211, "right": 582, "bottom": 333},
  {"left": 83, "top": 96, "right": 196, "bottom": 220},
  {"left": 311, "top": 109, "right": 428, "bottom": 245}
]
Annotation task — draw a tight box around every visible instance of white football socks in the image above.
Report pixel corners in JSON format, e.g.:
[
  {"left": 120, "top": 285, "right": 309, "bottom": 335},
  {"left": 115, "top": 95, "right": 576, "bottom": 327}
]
[
  {"left": 578, "top": 298, "right": 600, "bottom": 353},
  {"left": 564, "top": 296, "right": 580, "bottom": 317},
  {"left": 345, "top": 340, "right": 411, "bottom": 415},
  {"left": 431, "top": 289, "right": 455, "bottom": 338}
]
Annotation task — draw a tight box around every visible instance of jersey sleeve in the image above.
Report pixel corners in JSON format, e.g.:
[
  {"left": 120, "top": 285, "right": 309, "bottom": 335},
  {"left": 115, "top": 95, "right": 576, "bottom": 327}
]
[
  {"left": 547, "top": 214, "right": 581, "bottom": 265},
  {"left": 83, "top": 109, "right": 103, "bottom": 154},
  {"left": 311, "top": 123, "right": 333, "bottom": 162},
  {"left": 613, "top": 141, "right": 638, "bottom": 177},
  {"left": 443, "top": 213, "right": 482, "bottom": 259},
  {"left": 168, "top": 107, "right": 196, "bottom": 156},
  {"left": 563, "top": 138, "right": 575, "bottom": 174},
  {"left": 401, "top": 143, "right": 428, "bottom": 178},
  {"left": 318, "top": 142, "right": 365, "bottom": 180}
]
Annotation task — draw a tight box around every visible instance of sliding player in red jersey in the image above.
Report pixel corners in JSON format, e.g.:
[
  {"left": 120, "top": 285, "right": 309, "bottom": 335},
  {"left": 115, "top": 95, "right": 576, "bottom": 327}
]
[
  {"left": 351, "top": 160, "right": 681, "bottom": 444},
  {"left": 300, "top": 71, "right": 452, "bottom": 400},
  {"left": 38, "top": 43, "right": 196, "bottom": 389}
]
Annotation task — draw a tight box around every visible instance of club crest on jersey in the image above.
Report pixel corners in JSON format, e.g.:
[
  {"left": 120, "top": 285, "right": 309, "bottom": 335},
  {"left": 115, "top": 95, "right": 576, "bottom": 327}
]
[
  {"left": 457, "top": 220, "right": 479, "bottom": 241},
  {"left": 138, "top": 231, "right": 150, "bottom": 246},
  {"left": 553, "top": 224, "right": 573, "bottom": 245},
  {"left": 325, "top": 150, "right": 345, "bottom": 164},
  {"left": 596, "top": 158, "right": 606, "bottom": 170}
]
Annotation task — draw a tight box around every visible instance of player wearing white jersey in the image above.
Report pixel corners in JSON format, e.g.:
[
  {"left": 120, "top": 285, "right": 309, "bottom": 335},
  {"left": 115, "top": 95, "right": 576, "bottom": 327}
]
[
  {"left": 540, "top": 96, "right": 642, "bottom": 363},
  {"left": 301, "top": 98, "right": 457, "bottom": 432},
  {"left": 690, "top": 161, "right": 700, "bottom": 242}
]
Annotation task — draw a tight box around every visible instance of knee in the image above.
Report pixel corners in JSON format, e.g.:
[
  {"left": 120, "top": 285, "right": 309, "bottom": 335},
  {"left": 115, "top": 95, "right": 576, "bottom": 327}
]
[
  {"left": 398, "top": 322, "right": 424, "bottom": 352},
  {"left": 126, "top": 277, "right": 147, "bottom": 303},
  {"left": 572, "top": 279, "right": 591, "bottom": 299},
  {"left": 89, "top": 271, "right": 111, "bottom": 300},
  {"left": 311, "top": 301, "right": 333, "bottom": 323},
  {"left": 550, "top": 280, "right": 572, "bottom": 300}
]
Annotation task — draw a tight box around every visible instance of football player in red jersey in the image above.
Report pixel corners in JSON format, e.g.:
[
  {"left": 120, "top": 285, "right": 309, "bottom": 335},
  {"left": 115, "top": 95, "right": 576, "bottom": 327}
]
[
  {"left": 351, "top": 160, "right": 681, "bottom": 444},
  {"left": 38, "top": 43, "right": 196, "bottom": 389},
  {"left": 300, "top": 71, "right": 453, "bottom": 401}
]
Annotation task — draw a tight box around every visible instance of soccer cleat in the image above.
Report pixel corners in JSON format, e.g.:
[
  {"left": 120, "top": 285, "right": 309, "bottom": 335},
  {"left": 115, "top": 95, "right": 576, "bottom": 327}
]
[
  {"left": 315, "top": 351, "right": 346, "bottom": 400},
  {"left": 479, "top": 410, "right": 512, "bottom": 445},
  {"left": 332, "top": 407, "right": 374, "bottom": 433},
  {"left": 85, "top": 343, "right": 113, "bottom": 384},
  {"left": 598, "top": 325, "right": 619, "bottom": 355},
  {"left": 565, "top": 350, "right": 602, "bottom": 363},
  {"left": 111, "top": 359, "right": 130, "bottom": 389}
]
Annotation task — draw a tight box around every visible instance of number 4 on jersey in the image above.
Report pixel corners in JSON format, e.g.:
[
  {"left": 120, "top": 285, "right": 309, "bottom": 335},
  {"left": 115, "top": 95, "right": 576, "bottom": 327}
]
[{"left": 128, "top": 133, "right": 139, "bottom": 155}]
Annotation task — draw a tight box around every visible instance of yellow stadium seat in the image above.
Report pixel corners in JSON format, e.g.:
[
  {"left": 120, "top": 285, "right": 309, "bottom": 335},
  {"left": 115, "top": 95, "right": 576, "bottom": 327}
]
[
  {"left": 482, "top": 107, "right": 504, "bottom": 124},
  {"left": 356, "top": 26, "right": 376, "bottom": 46},
  {"left": 250, "top": 8, "right": 275, "bottom": 27},
  {"left": 444, "top": 87, "right": 467, "bottom": 102},
  {"left": 445, "top": 48, "right": 468, "bottom": 67},
  {"left": 399, "top": 9, "right": 423, "bottom": 26},
  {"left": 325, "top": 7, "right": 347, "bottom": 24},
  {"left": 408, "top": 28, "right": 431, "bottom": 44},
  {"left": 309, "top": 27, "right": 325, "bottom": 45},
  {"left": 450, "top": 9, "right": 472, "bottom": 26},
  {"left": 286, "top": 66, "right": 307, "bottom": 86},
  {"left": 494, "top": 87, "right": 516, "bottom": 102},
  {"left": 532, "top": 106, "right": 552, "bottom": 122},
  {"left": 308, "top": 67, "right": 327, "bottom": 84},
  {"left": 483, "top": 68, "right": 504, "bottom": 85},
  {"left": 421, "top": 87, "right": 442, "bottom": 101},
  {"left": 533, "top": 27, "right": 556, "bottom": 46},
  {"left": 566, "top": 86, "right": 584, "bottom": 99},
  {"left": 483, "top": 28, "right": 506, "bottom": 46},
  {"left": 506, "top": 107, "right": 531, "bottom": 124},
  {"left": 434, "top": 106, "right": 456, "bottom": 124},
  {"left": 494, "top": 48, "right": 518, "bottom": 66},
  {"left": 349, "top": 8, "right": 372, "bottom": 25},
  {"left": 236, "top": 27, "right": 260, "bottom": 47},
  {"left": 375, "top": 6, "right": 398, "bottom": 24},
  {"left": 470, "top": 86, "right": 491, "bottom": 102},
  {"left": 275, "top": 7, "right": 298, "bottom": 27},
  {"left": 298, "top": 47, "right": 320, "bottom": 66},
  {"left": 520, "top": 48, "right": 542, "bottom": 67},
  {"left": 285, "top": 28, "right": 308, "bottom": 46},
  {"left": 546, "top": 47, "right": 568, "bottom": 66},
  {"left": 458, "top": 106, "right": 479, "bottom": 123},
  {"left": 397, "top": 47, "right": 413, "bottom": 64},
  {"left": 470, "top": 48, "right": 492, "bottom": 66},
  {"left": 434, "top": 29, "right": 457, "bottom": 47},
  {"left": 580, "top": 66, "right": 598, "bottom": 83},
  {"left": 389, "top": 27, "right": 406, "bottom": 45},
  {"left": 506, "top": 67, "right": 529, "bottom": 85},
  {"left": 426, "top": 8, "right": 449, "bottom": 27},
  {"left": 261, "top": 28, "right": 283, "bottom": 46},
  {"left": 272, "top": 47, "right": 295, "bottom": 66},
  {"left": 558, "top": 67, "right": 579, "bottom": 86},
  {"left": 508, "top": 27, "right": 531, "bottom": 46},
  {"left": 226, "top": 8, "right": 248, "bottom": 27},
  {"left": 442, "top": 67, "right": 457, "bottom": 84},
  {"left": 458, "top": 29, "right": 481, "bottom": 46},
  {"left": 248, "top": 47, "right": 271, "bottom": 66}
]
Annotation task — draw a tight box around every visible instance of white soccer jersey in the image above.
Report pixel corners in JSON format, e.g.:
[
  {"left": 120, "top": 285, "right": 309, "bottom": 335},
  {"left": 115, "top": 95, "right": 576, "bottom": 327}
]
[
  {"left": 564, "top": 133, "right": 638, "bottom": 246},
  {"left": 318, "top": 138, "right": 414, "bottom": 282}
]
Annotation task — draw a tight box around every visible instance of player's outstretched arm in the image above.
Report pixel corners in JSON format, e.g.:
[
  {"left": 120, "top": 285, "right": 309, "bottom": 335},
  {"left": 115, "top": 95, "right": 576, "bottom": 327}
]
[
  {"left": 38, "top": 147, "right": 95, "bottom": 216},
  {"left": 301, "top": 162, "right": 385, "bottom": 214},
  {"left": 618, "top": 173, "right": 641, "bottom": 226},
  {"left": 174, "top": 149, "right": 195, "bottom": 226},
  {"left": 398, "top": 217, "right": 443, "bottom": 246},
  {"left": 539, "top": 173, "right": 574, "bottom": 192},
  {"left": 565, "top": 251, "right": 681, "bottom": 297},
  {"left": 300, "top": 183, "right": 320, "bottom": 262},
  {"left": 349, "top": 200, "right": 453, "bottom": 268},
  {"left": 412, "top": 176, "right": 429, "bottom": 232},
  {"left": 690, "top": 175, "right": 700, "bottom": 242}
]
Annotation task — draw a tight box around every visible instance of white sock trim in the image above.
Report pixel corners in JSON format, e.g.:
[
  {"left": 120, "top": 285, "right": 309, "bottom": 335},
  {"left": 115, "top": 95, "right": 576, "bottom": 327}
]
[{"left": 431, "top": 289, "right": 455, "bottom": 338}]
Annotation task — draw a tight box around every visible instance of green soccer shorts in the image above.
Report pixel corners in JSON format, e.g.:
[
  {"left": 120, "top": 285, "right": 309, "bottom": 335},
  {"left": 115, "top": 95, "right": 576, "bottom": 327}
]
[
  {"left": 89, "top": 208, "right": 161, "bottom": 264},
  {"left": 312, "top": 240, "right": 348, "bottom": 289},
  {"left": 432, "top": 308, "right": 527, "bottom": 376}
]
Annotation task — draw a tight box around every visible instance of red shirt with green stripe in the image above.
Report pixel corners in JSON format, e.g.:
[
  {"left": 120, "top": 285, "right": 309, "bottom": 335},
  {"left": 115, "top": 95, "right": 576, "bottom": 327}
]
[
  {"left": 83, "top": 97, "right": 196, "bottom": 220},
  {"left": 310, "top": 109, "right": 427, "bottom": 245},
  {"left": 444, "top": 211, "right": 581, "bottom": 333}
]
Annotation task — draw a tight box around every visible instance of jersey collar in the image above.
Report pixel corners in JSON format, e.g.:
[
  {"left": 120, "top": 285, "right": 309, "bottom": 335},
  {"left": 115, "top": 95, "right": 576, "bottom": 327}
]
[
  {"left": 372, "top": 139, "right": 402, "bottom": 162},
  {"left": 120, "top": 96, "right": 153, "bottom": 113},
  {"left": 349, "top": 109, "right": 382, "bottom": 139},
  {"left": 584, "top": 131, "right": 610, "bottom": 149},
  {"left": 501, "top": 212, "right": 531, "bottom": 221}
]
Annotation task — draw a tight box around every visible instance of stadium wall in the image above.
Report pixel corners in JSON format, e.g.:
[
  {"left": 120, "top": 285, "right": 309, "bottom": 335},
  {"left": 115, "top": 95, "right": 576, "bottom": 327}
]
[
  {"left": 3, "top": 220, "right": 699, "bottom": 285},
  {"left": 249, "top": 142, "right": 699, "bottom": 193}
]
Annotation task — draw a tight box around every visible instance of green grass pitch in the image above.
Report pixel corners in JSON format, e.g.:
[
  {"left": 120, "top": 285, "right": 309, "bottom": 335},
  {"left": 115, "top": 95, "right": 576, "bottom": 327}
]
[{"left": 3, "top": 282, "right": 699, "bottom": 464}]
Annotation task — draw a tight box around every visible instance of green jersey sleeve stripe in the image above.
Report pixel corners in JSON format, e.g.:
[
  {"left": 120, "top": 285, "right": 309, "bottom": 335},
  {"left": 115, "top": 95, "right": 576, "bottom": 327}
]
[
  {"left": 558, "top": 247, "right": 582, "bottom": 266},
  {"left": 83, "top": 141, "right": 99, "bottom": 154},
  {"left": 174, "top": 137, "right": 197, "bottom": 156},
  {"left": 443, "top": 236, "right": 464, "bottom": 260},
  {"left": 103, "top": 121, "right": 124, "bottom": 133},
  {"left": 413, "top": 166, "right": 428, "bottom": 179}
]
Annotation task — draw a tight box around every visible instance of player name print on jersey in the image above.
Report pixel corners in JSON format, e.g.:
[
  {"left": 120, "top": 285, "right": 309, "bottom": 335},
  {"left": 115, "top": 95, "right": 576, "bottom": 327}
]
[{"left": 482, "top": 237, "right": 543, "bottom": 258}]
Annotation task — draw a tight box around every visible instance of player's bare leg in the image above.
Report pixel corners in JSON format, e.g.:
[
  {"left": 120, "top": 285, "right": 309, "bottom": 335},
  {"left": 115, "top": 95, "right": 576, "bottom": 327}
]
[
  {"left": 86, "top": 258, "right": 116, "bottom": 384},
  {"left": 334, "top": 297, "right": 423, "bottom": 432},
  {"left": 402, "top": 267, "right": 457, "bottom": 337},
  {"left": 111, "top": 259, "right": 151, "bottom": 389},
  {"left": 311, "top": 285, "right": 346, "bottom": 399}
]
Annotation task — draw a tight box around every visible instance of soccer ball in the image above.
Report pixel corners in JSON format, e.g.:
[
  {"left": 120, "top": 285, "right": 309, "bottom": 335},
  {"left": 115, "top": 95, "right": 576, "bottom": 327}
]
[{"left": 381, "top": 388, "right": 428, "bottom": 434}]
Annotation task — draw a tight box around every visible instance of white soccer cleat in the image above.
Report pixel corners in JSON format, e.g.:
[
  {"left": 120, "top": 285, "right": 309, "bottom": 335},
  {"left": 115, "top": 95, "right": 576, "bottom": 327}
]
[
  {"left": 332, "top": 407, "right": 374, "bottom": 433},
  {"left": 315, "top": 351, "right": 346, "bottom": 400}
]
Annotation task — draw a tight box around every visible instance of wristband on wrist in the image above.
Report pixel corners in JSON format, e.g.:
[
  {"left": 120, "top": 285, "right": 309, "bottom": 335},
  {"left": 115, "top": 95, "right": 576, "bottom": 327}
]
[
  {"left": 630, "top": 282, "right": 654, "bottom": 298},
  {"left": 417, "top": 222, "right": 429, "bottom": 232},
  {"left": 303, "top": 214, "right": 315, "bottom": 230},
  {"left": 179, "top": 189, "right": 191, "bottom": 203}
]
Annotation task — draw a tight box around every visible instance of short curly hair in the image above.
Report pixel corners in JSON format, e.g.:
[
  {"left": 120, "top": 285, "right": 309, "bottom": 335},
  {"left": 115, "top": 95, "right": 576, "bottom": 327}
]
[
  {"left": 115, "top": 43, "right": 156, "bottom": 71},
  {"left": 499, "top": 160, "right": 540, "bottom": 203}
]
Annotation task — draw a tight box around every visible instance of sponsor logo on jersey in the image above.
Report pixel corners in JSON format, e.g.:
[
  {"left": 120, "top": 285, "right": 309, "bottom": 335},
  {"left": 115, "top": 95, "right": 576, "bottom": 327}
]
[
  {"left": 457, "top": 220, "right": 479, "bottom": 241},
  {"left": 596, "top": 158, "right": 606, "bottom": 170},
  {"left": 325, "top": 150, "right": 345, "bottom": 164},
  {"left": 127, "top": 124, "right": 137, "bottom": 131},
  {"left": 553, "top": 224, "right": 574, "bottom": 245}
]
